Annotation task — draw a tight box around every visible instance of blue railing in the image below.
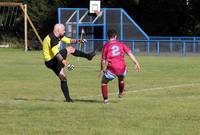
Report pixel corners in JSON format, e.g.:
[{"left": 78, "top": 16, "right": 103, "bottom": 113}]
[
  {"left": 80, "top": 38, "right": 200, "bottom": 56},
  {"left": 149, "top": 36, "right": 200, "bottom": 55}
]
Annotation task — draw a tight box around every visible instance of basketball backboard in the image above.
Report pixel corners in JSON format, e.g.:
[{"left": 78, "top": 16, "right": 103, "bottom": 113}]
[{"left": 89, "top": 0, "right": 101, "bottom": 13}]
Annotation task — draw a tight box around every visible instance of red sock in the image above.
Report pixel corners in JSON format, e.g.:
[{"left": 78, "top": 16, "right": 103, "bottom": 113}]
[
  {"left": 101, "top": 84, "right": 108, "bottom": 100},
  {"left": 119, "top": 81, "right": 125, "bottom": 93}
]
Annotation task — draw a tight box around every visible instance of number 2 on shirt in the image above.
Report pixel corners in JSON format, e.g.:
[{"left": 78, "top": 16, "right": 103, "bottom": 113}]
[{"left": 111, "top": 45, "right": 120, "bottom": 56}]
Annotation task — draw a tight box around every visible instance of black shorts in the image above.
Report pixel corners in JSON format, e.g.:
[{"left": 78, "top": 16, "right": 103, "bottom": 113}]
[{"left": 45, "top": 49, "right": 68, "bottom": 75}]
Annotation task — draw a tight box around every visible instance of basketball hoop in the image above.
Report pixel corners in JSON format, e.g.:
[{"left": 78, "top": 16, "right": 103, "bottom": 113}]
[{"left": 94, "top": 10, "right": 102, "bottom": 16}]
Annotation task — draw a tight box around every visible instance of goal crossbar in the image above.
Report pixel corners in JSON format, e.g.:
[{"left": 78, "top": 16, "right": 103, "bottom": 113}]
[{"left": 0, "top": 2, "right": 23, "bottom": 7}]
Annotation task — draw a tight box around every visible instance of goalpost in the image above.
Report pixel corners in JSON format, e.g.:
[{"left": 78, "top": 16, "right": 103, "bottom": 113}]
[{"left": 0, "top": 2, "right": 43, "bottom": 52}]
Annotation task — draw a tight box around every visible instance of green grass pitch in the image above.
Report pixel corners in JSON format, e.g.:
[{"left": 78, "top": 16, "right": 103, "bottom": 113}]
[{"left": 0, "top": 48, "right": 200, "bottom": 135}]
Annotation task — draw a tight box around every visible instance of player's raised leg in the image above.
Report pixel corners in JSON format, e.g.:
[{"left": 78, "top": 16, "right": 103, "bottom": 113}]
[{"left": 66, "top": 46, "right": 96, "bottom": 60}]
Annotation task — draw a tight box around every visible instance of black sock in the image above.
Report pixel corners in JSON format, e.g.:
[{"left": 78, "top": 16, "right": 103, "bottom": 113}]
[
  {"left": 61, "top": 81, "right": 71, "bottom": 100},
  {"left": 72, "top": 49, "right": 89, "bottom": 59}
]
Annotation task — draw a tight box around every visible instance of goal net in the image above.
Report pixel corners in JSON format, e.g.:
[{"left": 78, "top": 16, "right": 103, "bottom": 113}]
[{"left": 0, "top": 2, "right": 42, "bottom": 51}]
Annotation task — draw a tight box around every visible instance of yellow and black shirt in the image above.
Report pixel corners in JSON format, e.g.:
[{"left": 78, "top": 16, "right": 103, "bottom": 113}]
[{"left": 42, "top": 33, "right": 71, "bottom": 62}]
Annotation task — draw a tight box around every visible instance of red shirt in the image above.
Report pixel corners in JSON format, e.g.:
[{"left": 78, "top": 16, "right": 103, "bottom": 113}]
[{"left": 102, "top": 40, "right": 131, "bottom": 75}]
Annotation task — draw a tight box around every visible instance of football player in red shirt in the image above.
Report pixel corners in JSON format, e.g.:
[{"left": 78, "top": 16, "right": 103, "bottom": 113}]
[{"left": 100, "top": 29, "right": 141, "bottom": 104}]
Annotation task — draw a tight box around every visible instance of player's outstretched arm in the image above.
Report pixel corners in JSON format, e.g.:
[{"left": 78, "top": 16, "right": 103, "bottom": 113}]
[
  {"left": 127, "top": 52, "right": 141, "bottom": 72},
  {"left": 99, "top": 59, "right": 106, "bottom": 77},
  {"left": 70, "top": 39, "right": 87, "bottom": 44},
  {"left": 61, "top": 36, "right": 86, "bottom": 44}
]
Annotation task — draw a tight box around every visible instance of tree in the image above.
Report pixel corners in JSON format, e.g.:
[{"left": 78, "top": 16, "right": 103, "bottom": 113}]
[
  {"left": 184, "top": 0, "right": 200, "bottom": 35},
  {"left": 1, "top": 0, "right": 200, "bottom": 40},
  {"left": 135, "top": 0, "right": 190, "bottom": 36}
]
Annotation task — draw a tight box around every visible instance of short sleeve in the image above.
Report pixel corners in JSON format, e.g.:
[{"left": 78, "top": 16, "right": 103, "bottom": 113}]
[{"left": 123, "top": 43, "right": 131, "bottom": 54}]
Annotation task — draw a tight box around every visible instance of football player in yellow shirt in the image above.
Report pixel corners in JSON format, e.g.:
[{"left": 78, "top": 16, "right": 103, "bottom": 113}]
[{"left": 42, "top": 23, "right": 96, "bottom": 102}]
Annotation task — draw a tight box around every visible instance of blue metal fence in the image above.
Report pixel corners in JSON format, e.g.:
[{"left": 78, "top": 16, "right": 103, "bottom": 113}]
[{"left": 58, "top": 8, "right": 200, "bottom": 56}]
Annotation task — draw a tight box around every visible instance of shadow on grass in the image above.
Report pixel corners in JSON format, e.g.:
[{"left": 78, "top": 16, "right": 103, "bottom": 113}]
[
  {"left": 74, "top": 98, "right": 119, "bottom": 104},
  {"left": 14, "top": 97, "right": 61, "bottom": 102},
  {"left": 14, "top": 97, "right": 119, "bottom": 104},
  {"left": 14, "top": 97, "right": 115, "bottom": 104},
  {"left": 73, "top": 98, "right": 102, "bottom": 103}
]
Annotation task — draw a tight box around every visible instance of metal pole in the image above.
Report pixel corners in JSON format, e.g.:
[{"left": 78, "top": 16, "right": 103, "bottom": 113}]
[
  {"left": 192, "top": 37, "right": 196, "bottom": 53},
  {"left": 120, "top": 9, "right": 123, "bottom": 40},
  {"left": 20, "top": 4, "right": 43, "bottom": 46},
  {"left": 132, "top": 41, "right": 135, "bottom": 54},
  {"left": 146, "top": 37, "right": 150, "bottom": 55},
  {"left": 170, "top": 37, "right": 173, "bottom": 53},
  {"left": 157, "top": 41, "right": 160, "bottom": 56},
  {"left": 182, "top": 42, "right": 186, "bottom": 56},
  {"left": 24, "top": 4, "right": 28, "bottom": 52},
  {"left": 103, "top": 9, "right": 106, "bottom": 45}
]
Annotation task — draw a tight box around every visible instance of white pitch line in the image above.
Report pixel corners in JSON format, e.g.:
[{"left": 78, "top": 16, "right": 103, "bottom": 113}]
[{"left": 78, "top": 82, "right": 200, "bottom": 99}]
